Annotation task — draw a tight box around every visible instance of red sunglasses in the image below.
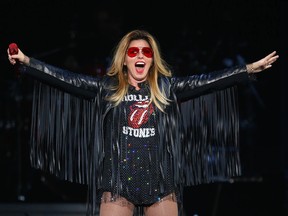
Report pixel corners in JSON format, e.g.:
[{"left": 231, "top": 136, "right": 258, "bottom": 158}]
[{"left": 127, "top": 47, "right": 153, "bottom": 58}]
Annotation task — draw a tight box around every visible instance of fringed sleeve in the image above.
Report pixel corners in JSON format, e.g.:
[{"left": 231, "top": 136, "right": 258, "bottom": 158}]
[
  {"left": 172, "top": 65, "right": 251, "bottom": 186},
  {"left": 19, "top": 58, "right": 104, "bottom": 185},
  {"left": 180, "top": 86, "right": 241, "bottom": 186},
  {"left": 30, "top": 80, "right": 106, "bottom": 215},
  {"left": 30, "top": 81, "right": 99, "bottom": 184}
]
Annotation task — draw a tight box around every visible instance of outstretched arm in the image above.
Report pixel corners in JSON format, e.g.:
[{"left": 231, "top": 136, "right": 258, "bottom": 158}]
[
  {"left": 173, "top": 51, "right": 279, "bottom": 101},
  {"left": 7, "top": 46, "right": 100, "bottom": 99}
]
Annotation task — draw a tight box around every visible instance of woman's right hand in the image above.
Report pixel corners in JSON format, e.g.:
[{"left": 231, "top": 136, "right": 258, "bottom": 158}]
[{"left": 7, "top": 47, "right": 30, "bottom": 65}]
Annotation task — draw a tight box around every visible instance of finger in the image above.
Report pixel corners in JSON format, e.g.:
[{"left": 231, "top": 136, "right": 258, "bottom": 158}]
[
  {"left": 267, "top": 56, "right": 279, "bottom": 65},
  {"left": 10, "top": 58, "right": 15, "bottom": 65},
  {"left": 8, "top": 54, "right": 16, "bottom": 64},
  {"left": 264, "top": 54, "right": 278, "bottom": 65},
  {"left": 266, "top": 51, "right": 277, "bottom": 59}
]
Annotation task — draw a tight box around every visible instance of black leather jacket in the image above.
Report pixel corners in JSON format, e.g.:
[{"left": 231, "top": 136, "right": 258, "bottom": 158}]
[{"left": 20, "top": 58, "right": 251, "bottom": 214}]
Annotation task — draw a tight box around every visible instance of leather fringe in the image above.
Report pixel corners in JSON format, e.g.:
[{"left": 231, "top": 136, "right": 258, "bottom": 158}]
[{"left": 180, "top": 86, "right": 241, "bottom": 186}]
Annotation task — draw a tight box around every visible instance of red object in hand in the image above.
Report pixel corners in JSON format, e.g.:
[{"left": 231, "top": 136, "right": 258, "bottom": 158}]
[{"left": 9, "top": 43, "right": 18, "bottom": 55}]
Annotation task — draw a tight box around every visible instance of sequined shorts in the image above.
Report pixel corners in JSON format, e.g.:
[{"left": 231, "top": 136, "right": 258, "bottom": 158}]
[{"left": 101, "top": 192, "right": 177, "bottom": 208}]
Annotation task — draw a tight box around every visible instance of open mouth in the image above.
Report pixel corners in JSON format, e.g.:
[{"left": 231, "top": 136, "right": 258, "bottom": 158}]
[
  {"left": 135, "top": 62, "right": 145, "bottom": 68},
  {"left": 135, "top": 62, "right": 145, "bottom": 73}
]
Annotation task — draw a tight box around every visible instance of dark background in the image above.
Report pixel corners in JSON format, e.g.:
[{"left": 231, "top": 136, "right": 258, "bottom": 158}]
[{"left": 0, "top": 0, "right": 287, "bottom": 215}]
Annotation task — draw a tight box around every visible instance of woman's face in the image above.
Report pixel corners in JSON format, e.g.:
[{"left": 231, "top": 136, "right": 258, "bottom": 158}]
[{"left": 124, "top": 39, "right": 153, "bottom": 89}]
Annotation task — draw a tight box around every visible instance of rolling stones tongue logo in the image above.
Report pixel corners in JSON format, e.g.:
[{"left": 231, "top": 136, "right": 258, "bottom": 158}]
[{"left": 128, "top": 101, "right": 154, "bottom": 128}]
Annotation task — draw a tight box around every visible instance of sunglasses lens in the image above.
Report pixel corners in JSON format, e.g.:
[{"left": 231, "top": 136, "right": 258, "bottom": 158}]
[
  {"left": 127, "top": 47, "right": 139, "bottom": 57},
  {"left": 142, "top": 47, "right": 153, "bottom": 58},
  {"left": 127, "top": 47, "right": 153, "bottom": 58}
]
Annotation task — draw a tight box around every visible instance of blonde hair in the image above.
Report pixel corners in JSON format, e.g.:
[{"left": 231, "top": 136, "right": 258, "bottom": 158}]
[{"left": 106, "top": 29, "right": 172, "bottom": 112}]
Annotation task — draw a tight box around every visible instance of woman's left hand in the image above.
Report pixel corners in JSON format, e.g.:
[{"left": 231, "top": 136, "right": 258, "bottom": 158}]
[{"left": 247, "top": 51, "right": 279, "bottom": 73}]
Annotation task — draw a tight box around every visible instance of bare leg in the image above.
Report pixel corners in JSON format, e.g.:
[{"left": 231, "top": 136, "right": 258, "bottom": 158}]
[
  {"left": 99, "top": 192, "right": 135, "bottom": 216},
  {"left": 144, "top": 193, "right": 178, "bottom": 216}
]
